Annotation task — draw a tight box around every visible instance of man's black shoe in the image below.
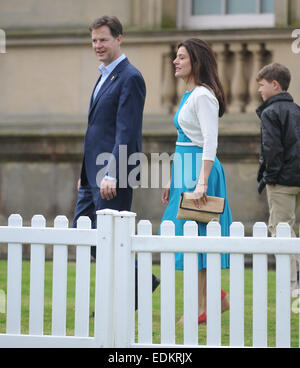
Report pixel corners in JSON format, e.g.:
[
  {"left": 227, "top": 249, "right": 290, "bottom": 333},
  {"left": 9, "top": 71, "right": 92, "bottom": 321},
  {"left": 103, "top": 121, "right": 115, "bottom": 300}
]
[
  {"left": 90, "top": 273, "right": 161, "bottom": 317},
  {"left": 135, "top": 272, "right": 160, "bottom": 311},
  {"left": 152, "top": 274, "right": 161, "bottom": 292}
]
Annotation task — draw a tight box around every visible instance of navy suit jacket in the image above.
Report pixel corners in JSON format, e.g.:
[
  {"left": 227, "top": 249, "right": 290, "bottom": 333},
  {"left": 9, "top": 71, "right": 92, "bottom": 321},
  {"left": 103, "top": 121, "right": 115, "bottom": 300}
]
[{"left": 80, "top": 57, "right": 146, "bottom": 210}]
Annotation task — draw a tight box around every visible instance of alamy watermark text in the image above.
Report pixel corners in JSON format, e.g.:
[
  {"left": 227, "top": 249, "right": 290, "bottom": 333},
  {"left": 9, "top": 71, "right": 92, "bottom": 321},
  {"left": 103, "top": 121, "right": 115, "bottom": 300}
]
[{"left": 291, "top": 29, "right": 300, "bottom": 54}]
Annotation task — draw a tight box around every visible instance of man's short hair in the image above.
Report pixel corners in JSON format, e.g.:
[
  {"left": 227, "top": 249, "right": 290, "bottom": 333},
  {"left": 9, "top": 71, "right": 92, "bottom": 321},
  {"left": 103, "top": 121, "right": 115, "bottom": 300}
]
[
  {"left": 256, "top": 62, "right": 291, "bottom": 91},
  {"left": 89, "top": 15, "right": 123, "bottom": 38}
]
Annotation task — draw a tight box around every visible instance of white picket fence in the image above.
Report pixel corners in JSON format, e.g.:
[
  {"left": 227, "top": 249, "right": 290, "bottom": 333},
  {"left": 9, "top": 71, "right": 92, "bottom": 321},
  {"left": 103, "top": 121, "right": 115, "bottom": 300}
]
[{"left": 0, "top": 209, "right": 299, "bottom": 348}]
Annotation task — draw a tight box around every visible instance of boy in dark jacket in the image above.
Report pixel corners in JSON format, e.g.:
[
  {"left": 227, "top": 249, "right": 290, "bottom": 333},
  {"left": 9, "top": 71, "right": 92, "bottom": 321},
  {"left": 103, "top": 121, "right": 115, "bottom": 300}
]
[{"left": 256, "top": 62, "right": 300, "bottom": 294}]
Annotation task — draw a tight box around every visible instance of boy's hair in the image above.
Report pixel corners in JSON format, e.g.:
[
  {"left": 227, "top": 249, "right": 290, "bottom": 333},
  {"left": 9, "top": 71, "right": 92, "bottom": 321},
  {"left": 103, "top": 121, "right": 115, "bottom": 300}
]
[
  {"left": 89, "top": 15, "right": 123, "bottom": 38},
  {"left": 256, "top": 62, "right": 291, "bottom": 91}
]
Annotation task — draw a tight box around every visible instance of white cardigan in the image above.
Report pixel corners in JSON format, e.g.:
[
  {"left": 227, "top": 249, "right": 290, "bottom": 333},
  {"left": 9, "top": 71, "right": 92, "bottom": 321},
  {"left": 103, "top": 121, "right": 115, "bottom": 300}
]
[{"left": 177, "top": 86, "right": 219, "bottom": 161}]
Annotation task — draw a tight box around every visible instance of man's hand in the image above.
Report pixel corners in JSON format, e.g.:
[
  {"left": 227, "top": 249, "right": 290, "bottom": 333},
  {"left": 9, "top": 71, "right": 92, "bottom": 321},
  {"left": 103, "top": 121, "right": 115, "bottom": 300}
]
[
  {"left": 77, "top": 179, "right": 81, "bottom": 191},
  {"left": 266, "top": 184, "right": 275, "bottom": 189},
  {"left": 100, "top": 178, "right": 117, "bottom": 200}
]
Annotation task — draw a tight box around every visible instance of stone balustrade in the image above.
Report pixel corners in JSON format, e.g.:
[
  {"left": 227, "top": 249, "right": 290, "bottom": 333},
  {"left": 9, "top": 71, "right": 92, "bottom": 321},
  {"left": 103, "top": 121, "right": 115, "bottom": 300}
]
[
  {"left": 3, "top": 28, "right": 297, "bottom": 116},
  {"left": 161, "top": 39, "right": 273, "bottom": 115}
]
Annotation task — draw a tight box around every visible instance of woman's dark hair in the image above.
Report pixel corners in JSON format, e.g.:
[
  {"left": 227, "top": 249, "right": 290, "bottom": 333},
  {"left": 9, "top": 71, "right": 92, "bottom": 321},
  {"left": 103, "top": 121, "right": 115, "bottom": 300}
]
[
  {"left": 178, "top": 38, "right": 226, "bottom": 117},
  {"left": 89, "top": 15, "right": 123, "bottom": 38}
]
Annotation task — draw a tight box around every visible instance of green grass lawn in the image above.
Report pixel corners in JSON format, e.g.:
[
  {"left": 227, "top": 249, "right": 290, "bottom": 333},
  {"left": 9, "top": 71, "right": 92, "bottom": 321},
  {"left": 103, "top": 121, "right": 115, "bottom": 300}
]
[{"left": 0, "top": 260, "right": 299, "bottom": 347}]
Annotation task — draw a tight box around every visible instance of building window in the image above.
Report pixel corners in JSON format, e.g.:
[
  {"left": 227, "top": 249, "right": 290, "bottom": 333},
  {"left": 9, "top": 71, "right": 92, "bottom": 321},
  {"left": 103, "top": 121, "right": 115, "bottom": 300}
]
[
  {"left": 178, "top": 0, "right": 275, "bottom": 29},
  {"left": 192, "top": 0, "right": 223, "bottom": 15},
  {"left": 226, "top": 0, "right": 258, "bottom": 14}
]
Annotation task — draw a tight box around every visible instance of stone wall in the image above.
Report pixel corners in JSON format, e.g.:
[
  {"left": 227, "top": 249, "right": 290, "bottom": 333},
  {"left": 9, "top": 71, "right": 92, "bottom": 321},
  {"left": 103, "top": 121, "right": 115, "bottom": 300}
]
[
  {"left": 1, "top": 112, "right": 299, "bottom": 264},
  {"left": 0, "top": 0, "right": 133, "bottom": 29},
  {"left": 0, "top": 113, "right": 278, "bottom": 233}
]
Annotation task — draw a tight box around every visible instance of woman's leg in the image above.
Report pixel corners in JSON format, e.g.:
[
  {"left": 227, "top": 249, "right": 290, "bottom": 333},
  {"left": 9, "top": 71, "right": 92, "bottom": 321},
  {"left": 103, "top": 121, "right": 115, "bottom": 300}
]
[
  {"left": 198, "top": 269, "right": 206, "bottom": 315},
  {"left": 198, "top": 269, "right": 229, "bottom": 324}
]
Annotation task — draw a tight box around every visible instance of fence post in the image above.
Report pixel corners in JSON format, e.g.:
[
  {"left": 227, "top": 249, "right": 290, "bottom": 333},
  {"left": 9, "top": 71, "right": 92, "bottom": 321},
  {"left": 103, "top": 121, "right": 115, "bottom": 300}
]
[
  {"left": 113, "top": 211, "right": 136, "bottom": 348},
  {"left": 94, "top": 209, "right": 119, "bottom": 348}
]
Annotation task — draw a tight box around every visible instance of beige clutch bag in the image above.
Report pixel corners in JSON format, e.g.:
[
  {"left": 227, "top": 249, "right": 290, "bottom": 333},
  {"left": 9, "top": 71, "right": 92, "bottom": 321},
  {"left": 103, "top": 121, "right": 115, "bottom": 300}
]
[{"left": 177, "top": 192, "right": 225, "bottom": 223}]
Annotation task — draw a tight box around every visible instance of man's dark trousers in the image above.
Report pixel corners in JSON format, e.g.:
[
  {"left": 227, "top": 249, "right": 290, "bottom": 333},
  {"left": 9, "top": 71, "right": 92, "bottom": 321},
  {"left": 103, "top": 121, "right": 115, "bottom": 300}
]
[{"left": 72, "top": 185, "right": 160, "bottom": 310}]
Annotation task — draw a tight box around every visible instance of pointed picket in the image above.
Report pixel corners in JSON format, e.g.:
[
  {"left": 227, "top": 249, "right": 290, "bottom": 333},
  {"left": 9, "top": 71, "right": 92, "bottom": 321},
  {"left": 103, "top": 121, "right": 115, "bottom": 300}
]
[
  {"left": 29, "top": 215, "right": 46, "bottom": 335},
  {"left": 137, "top": 220, "right": 153, "bottom": 345},
  {"left": 75, "top": 216, "right": 91, "bottom": 337},
  {"left": 52, "top": 216, "right": 69, "bottom": 336},
  {"left": 206, "top": 221, "right": 221, "bottom": 347},
  {"left": 160, "top": 220, "right": 175, "bottom": 345},
  {"left": 6, "top": 214, "right": 23, "bottom": 334},
  {"left": 275, "top": 222, "right": 291, "bottom": 348},
  {"left": 252, "top": 222, "right": 268, "bottom": 347},
  {"left": 229, "top": 222, "right": 245, "bottom": 347},
  {"left": 183, "top": 221, "right": 198, "bottom": 346}
]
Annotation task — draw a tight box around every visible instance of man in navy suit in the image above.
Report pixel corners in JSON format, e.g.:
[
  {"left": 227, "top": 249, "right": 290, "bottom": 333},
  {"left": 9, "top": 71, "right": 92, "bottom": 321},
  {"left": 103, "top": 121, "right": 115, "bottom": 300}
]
[
  {"left": 73, "top": 16, "right": 159, "bottom": 309},
  {"left": 73, "top": 15, "right": 145, "bottom": 235}
]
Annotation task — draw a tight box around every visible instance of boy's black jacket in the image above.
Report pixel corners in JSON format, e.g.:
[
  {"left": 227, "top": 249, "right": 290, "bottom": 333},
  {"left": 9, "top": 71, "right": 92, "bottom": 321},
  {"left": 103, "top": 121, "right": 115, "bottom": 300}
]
[{"left": 256, "top": 92, "right": 300, "bottom": 194}]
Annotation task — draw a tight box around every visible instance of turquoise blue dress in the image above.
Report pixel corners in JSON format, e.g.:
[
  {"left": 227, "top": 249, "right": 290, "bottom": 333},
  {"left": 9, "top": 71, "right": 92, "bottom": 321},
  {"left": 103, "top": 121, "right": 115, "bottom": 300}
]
[{"left": 159, "top": 90, "right": 232, "bottom": 270}]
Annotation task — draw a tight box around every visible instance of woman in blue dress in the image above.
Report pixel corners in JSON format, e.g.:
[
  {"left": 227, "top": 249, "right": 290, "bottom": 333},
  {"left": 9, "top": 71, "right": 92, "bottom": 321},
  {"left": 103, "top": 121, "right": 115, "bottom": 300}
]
[{"left": 160, "top": 39, "right": 232, "bottom": 324}]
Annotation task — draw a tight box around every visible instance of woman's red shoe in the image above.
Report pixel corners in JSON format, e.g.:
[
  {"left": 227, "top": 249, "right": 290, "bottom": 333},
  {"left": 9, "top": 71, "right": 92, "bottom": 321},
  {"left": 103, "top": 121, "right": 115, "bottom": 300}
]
[
  {"left": 198, "top": 312, "right": 207, "bottom": 324},
  {"left": 221, "top": 289, "right": 230, "bottom": 313},
  {"left": 198, "top": 290, "right": 229, "bottom": 324}
]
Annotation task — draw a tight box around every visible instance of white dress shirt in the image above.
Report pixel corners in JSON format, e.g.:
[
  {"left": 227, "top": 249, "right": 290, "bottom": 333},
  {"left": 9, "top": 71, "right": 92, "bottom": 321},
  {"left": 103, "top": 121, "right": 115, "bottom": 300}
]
[
  {"left": 93, "top": 53, "right": 127, "bottom": 182},
  {"left": 93, "top": 53, "right": 126, "bottom": 101}
]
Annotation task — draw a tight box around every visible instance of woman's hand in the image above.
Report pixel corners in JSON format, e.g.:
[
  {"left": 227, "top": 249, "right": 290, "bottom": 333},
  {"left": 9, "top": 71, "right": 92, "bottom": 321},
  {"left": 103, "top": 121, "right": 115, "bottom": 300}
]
[
  {"left": 161, "top": 183, "right": 170, "bottom": 205},
  {"left": 193, "top": 183, "right": 208, "bottom": 208},
  {"left": 194, "top": 160, "right": 212, "bottom": 207}
]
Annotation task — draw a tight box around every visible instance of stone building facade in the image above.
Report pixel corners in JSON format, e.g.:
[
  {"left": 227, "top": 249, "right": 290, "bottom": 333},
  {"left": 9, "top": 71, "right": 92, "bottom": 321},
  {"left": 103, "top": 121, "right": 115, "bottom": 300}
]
[{"left": 0, "top": 0, "right": 300, "bottom": 242}]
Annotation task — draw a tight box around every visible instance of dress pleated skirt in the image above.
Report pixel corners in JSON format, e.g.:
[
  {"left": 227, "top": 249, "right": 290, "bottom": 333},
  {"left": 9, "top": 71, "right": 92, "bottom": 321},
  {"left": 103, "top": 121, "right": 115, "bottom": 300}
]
[{"left": 159, "top": 144, "right": 232, "bottom": 270}]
